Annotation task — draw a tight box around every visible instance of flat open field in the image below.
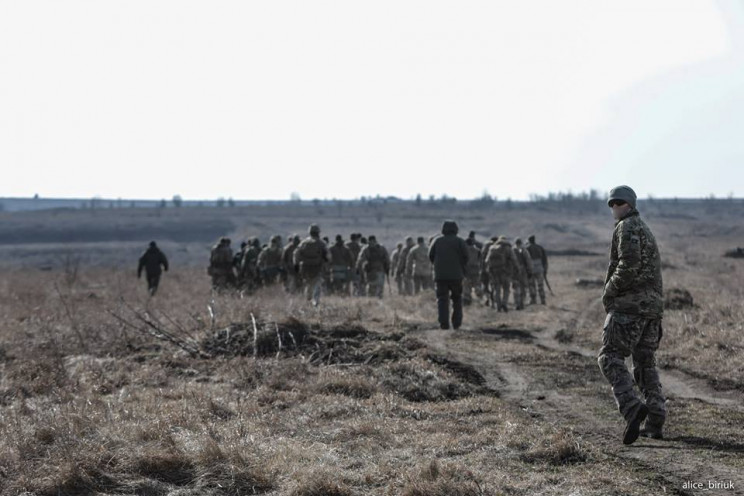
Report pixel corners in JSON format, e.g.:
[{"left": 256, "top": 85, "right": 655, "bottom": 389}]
[{"left": 1, "top": 200, "right": 743, "bottom": 495}]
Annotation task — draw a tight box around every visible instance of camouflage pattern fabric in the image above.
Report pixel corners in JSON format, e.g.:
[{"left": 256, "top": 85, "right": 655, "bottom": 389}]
[
  {"left": 486, "top": 240, "right": 517, "bottom": 311},
  {"left": 526, "top": 240, "right": 548, "bottom": 304},
  {"left": 463, "top": 243, "right": 482, "bottom": 304},
  {"left": 598, "top": 312, "right": 666, "bottom": 428},
  {"left": 258, "top": 244, "right": 283, "bottom": 284},
  {"left": 356, "top": 242, "right": 389, "bottom": 297},
  {"left": 396, "top": 239, "right": 415, "bottom": 295},
  {"left": 512, "top": 246, "right": 532, "bottom": 310},
  {"left": 406, "top": 242, "right": 433, "bottom": 294},
  {"left": 210, "top": 243, "right": 236, "bottom": 290},
  {"left": 598, "top": 206, "right": 666, "bottom": 433},
  {"left": 329, "top": 242, "right": 354, "bottom": 294},
  {"left": 294, "top": 236, "right": 330, "bottom": 304},
  {"left": 602, "top": 210, "right": 664, "bottom": 318},
  {"left": 345, "top": 239, "right": 363, "bottom": 296},
  {"left": 282, "top": 240, "right": 300, "bottom": 293}
]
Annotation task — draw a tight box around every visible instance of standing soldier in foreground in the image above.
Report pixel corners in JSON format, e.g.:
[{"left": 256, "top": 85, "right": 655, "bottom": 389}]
[
  {"left": 137, "top": 241, "right": 169, "bottom": 296},
  {"left": 209, "top": 237, "right": 236, "bottom": 290},
  {"left": 486, "top": 236, "right": 517, "bottom": 312},
  {"left": 406, "top": 237, "right": 433, "bottom": 294},
  {"left": 282, "top": 234, "right": 301, "bottom": 293},
  {"left": 526, "top": 234, "right": 549, "bottom": 305},
  {"left": 293, "top": 224, "right": 330, "bottom": 306},
  {"left": 390, "top": 242, "right": 404, "bottom": 294},
  {"left": 396, "top": 236, "right": 416, "bottom": 295},
  {"left": 346, "top": 233, "right": 363, "bottom": 296},
  {"left": 329, "top": 235, "right": 354, "bottom": 295},
  {"left": 462, "top": 237, "right": 482, "bottom": 305},
  {"left": 428, "top": 220, "right": 468, "bottom": 330},
  {"left": 598, "top": 185, "right": 665, "bottom": 445},
  {"left": 356, "top": 235, "right": 389, "bottom": 298},
  {"left": 512, "top": 238, "right": 533, "bottom": 310}
]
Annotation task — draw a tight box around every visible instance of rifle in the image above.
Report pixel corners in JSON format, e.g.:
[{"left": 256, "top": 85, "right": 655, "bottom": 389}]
[{"left": 544, "top": 273, "right": 555, "bottom": 295}]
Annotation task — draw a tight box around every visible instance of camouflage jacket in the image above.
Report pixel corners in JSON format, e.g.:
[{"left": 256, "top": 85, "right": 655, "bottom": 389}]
[
  {"left": 486, "top": 241, "right": 517, "bottom": 276},
  {"left": 345, "top": 241, "right": 362, "bottom": 264},
  {"left": 513, "top": 247, "right": 533, "bottom": 278},
  {"left": 258, "top": 245, "right": 282, "bottom": 269},
  {"left": 390, "top": 247, "right": 402, "bottom": 276},
  {"left": 357, "top": 242, "right": 390, "bottom": 274},
  {"left": 406, "top": 243, "right": 432, "bottom": 277},
  {"left": 282, "top": 242, "right": 299, "bottom": 270},
  {"left": 293, "top": 236, "right": 329, "bottom": 268},
  {"left": 396, "top": 244, "right": 415, "bottom": 276},
  {"left": 210, "top": 245, "right": 234, "bottom": 272},
  {"left": 330, "top": 242, "right": 354, "bottom": 268},
  {"left": 603, "top": 209, "right": 663, "bottom": 318}
]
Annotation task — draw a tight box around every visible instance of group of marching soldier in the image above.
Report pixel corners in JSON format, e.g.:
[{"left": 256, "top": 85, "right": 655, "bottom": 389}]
[{"left": 199, "top": 223, "right": 549, "bottom": 310}]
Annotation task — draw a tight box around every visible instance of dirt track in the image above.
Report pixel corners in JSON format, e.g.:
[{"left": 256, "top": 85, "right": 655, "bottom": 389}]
[{"left": 412, "top": 295, "right": 744, "bottom": 496}]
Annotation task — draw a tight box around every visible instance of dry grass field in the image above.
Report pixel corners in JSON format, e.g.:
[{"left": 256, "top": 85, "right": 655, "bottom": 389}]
[{"left": 1, "top": 199, "right": 743, "bottom": 495}]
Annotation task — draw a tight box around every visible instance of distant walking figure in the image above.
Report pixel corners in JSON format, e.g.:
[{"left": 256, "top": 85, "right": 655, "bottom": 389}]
[
  {"left": 138, "top": 241, "right": 169, "bottom": 296},
  {"left": 428, "top": 220, "right": 469, "bottom": 330}
]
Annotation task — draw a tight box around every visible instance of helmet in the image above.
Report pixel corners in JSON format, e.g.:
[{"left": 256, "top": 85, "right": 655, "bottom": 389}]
[{"left": 309, "top": 224, "right": 320, "bottom": 236}]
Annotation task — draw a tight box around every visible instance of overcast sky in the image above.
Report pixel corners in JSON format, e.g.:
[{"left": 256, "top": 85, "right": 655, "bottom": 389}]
[{"left": 1, "top": 1, "right": 742, "bottom": 201}]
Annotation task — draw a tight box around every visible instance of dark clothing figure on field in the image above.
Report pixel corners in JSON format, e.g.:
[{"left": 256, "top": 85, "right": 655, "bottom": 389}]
[
  {"left": 512, "top": 238, "right": 533, "bottom": 310},
  {"left": 526, "top": 234, "right": 549, "bottom": 304},
  {"left": 209, "top": 237, "right": 236, "bottom": 290},
  {"left": 428, "top": 220, "right": 469, "bottom": 329},
  {"left": 294, "top": 224, "right": 330, "bottom": 305},
  {"left": 356, "top": 235, "right": 390, "bottom": 298},
  {"left": 138, "top": 241, "right": 168, "bottom": 296},
  {"left": 597, "top": 185, "right": 666, "bottom": 445},
  {"left": 329, "top": 235, "right": 354, "bottom": 295},
  {"left": 486, "top": 236, "right": 518, "bottom": 312},
  {"left": 406, "top": 237, "right": 433, "bottom": 294}
]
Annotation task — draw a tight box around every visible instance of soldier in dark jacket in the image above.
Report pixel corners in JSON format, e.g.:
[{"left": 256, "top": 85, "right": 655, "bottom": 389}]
[
  {"left": 138, "top": 241, "right": 169, "bottom": 296},
  {"left": 428, "top": 220, "right": 469, "bottom": 330},
  {"left": 329, "top": 235, "right": 354, "bottom": 295},
  {"left": 598, "top": 185, "right": 665, "bottom": 445},
  {"left": 526, "top": 234, "right": 549, "bottom": 304}
]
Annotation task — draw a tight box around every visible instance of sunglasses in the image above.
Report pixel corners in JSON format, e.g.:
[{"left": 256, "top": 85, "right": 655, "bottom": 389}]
[{"left": 608, "top": 200, "right": 627, "bottom": 207}]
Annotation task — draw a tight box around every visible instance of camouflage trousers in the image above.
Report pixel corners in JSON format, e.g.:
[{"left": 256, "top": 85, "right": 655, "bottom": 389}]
[
  {"left": 366, "top": 271, "right": 386, "bottom": 298},
  {"left": 598, "top": 312, "right": 666, "bottom": 427},
  {"left": 528, "top": 263, "right": 546, "bottom": 304},
  {"left": 489, "top": 271, "right": 511, "bottom": 310},
  {"left": 462, "top": 272, "right": 481, "bottom": 304},
  {"left": 300, "top": 267, "right": 323, "bottom": 304},
  {"left": 511, "top": 272, "right": 528, "bottom": 309},
  {"left": 394, "top": 273, "right": 403, "bottom": 294},
  {"left": 412, "top": 274, "right": 432, "bottom": 294}
]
